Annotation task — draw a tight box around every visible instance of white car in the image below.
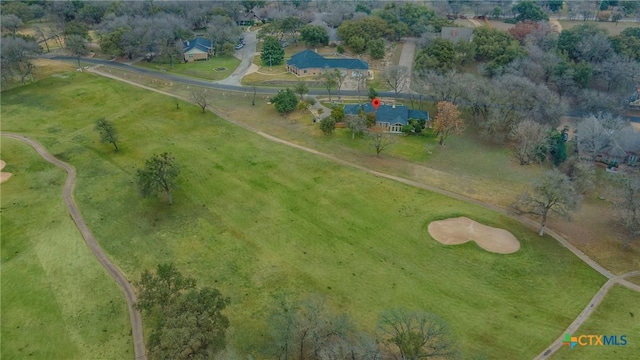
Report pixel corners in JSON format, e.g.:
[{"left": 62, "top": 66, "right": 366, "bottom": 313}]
[{"left": 235, "top": 43, "right": 244, "bottom": 50}]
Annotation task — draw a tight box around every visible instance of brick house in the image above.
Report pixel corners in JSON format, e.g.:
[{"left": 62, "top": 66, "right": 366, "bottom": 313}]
[
  {"left": 183, "top": 38, "right": 213, "bottom": 62},
  {"left": 286, "top": 50, "right": 370, "bottom": 78}
]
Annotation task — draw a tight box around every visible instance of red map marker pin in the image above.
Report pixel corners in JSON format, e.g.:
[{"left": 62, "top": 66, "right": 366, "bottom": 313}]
[{"left": 372, "top": 97, "right": 381, "bottom": 111}]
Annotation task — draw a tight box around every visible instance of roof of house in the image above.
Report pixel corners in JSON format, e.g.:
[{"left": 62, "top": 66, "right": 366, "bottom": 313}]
[
  {"left": 441, "top": 27, "right": 474, "bottom": 42},
  {"left": 287, "top": 50, "right": 369, "bottom": 70},
  {"left": 183, "top": 37, "right": 212, "bottom": 53},
  {"left": 239, "top": 7, "right": 262, "bottom": 21},
  {"left": 343, "top": 103, "right": 429, "bottom": 126}
]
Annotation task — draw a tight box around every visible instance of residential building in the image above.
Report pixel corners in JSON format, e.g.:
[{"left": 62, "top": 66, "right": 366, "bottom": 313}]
[
  {"left": 183, "top": 37, "right": 213, "bottom": 62},
  {"left": 343, "top": 103, "right": 429, "bottom": 133},
  {"left": 286, "top": 49, "right": 370, "bottom": 78}
]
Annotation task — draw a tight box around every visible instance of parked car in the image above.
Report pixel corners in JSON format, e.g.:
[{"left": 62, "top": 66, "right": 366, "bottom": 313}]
[{"left": 235, "top": 43, "right": 244, "bottom": 50}]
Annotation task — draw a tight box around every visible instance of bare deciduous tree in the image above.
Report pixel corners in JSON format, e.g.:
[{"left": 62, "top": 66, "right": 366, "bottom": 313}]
[
  {"left": 347, "top": 111, "right": 367, "bottom": 140},
  {"left": 510, "top": 120, "right": 549, "bottom": 165},
  {"left": 378, "top": 308, "right": 457, "bottom": 360},
  {"left": 190, "top": 90, "right": 210, "bottom": 113},
  {"left": 382, "top": 65, "right": 410, "bottom": 103},
  {"left": 418, "top": 70, "right": 467, "bottom": 105},
  {"left": 0, "top": 37, "right": 41, "bottom": 85},
  {"left": 512, "top": 170, "right": 581, "bottom": 236},
  {"left": 576, "top": 113, "right": 626, "bottom": 161},
  {"left": 610, "top": 175, "right": 640, "bottom": 249},
  {"left": 369, "top": 125, "right": 394, "bottom": 157},
  {"left": 317, "top": 68, "right": 338, "bottom": 102}
]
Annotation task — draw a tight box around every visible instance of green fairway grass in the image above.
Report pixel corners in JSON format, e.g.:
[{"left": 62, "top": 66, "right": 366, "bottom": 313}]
[
  {"left": 0, "top": 72, "right": 610, "bottom": 358},
  {"left": 0, "top": 138, "right": 131, "bottom": 359},
  {"left": 135, "top": 55, "right": 240, "bottom": 81},
  {"left": 552, "top": 284, "right": 640, "bottom": 360}
]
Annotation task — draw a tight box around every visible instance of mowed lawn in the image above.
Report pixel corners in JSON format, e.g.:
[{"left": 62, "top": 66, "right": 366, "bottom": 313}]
[
  {"left": 0, "top": 139, "right": 131, "bottom": 359},
  {"left": 1, "top": 72, "right": 608, "bottom": 358},
  {"left": 135, "top": 55, "right": 240, "bottom": 81},
  {"left": 552, "top": 285, "right": 640, "bottom": 360}
]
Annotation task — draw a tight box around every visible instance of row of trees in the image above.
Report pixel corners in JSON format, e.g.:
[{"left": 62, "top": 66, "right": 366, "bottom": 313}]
[
  {"left": 335, "top": 3, "right": 452, "bottom": 56},
  {"left": 135, "top": 263, "right": 458, "bottom": 360}
]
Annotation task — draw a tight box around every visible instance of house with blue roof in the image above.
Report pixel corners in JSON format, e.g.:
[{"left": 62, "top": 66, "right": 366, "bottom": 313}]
[
  {"left": 343, "top": 103, "right": 429, "bottom": 133},
  {"left": 183, "top": 37, "right": 213, "bottom": 62},
  {"left": 286, "top": 49, "right": 370, "bottom": 78}
]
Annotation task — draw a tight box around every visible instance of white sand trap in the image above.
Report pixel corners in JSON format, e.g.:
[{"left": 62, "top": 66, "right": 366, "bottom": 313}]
[
  {"left": 428, "top": 217, "right": 520, "bottom": 254},
  {"left": 0, "top": 160, "right": 13, "bottom": 183}
]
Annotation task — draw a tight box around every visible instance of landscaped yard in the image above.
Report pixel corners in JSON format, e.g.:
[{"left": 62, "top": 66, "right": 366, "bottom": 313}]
[
  {"left": 552, "top": 284, "right": 640, "bottom": 360},
  {"left": 0, "top": 139, "right": 131, "bottom": 359},
  {"left": 0, "top": 72, "right": 614, "bottom": 358},
  {"left": 135, "top": 55, "right": 240, "bottom": 81}
]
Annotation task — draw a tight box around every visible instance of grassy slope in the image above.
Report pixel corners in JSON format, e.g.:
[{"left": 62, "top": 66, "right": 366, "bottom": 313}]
[
  {"left": 0, "top": 72, "right": 608, "bottom": 358},
  {"left": 0, "top": 139, "right": 131, "bottom": 359},
  {"left": 552, "top": 285, "right": 640, "bottom": 360}
]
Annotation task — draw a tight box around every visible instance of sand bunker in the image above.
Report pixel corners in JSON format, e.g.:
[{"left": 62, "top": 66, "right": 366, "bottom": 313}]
[
  {"left": 0, "top": 160, "right": 13, "bottom": 183},
  {"left": 428, "top": 217, "right": 520, "bottom": 254}
]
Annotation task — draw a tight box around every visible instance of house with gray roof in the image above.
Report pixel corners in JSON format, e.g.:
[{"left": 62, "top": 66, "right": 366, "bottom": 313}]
[
  {"left": 183, "top": 37, "right": 213, "bottom": 62},
  {"left": 286, "top": 49, "right": 369, "bottom": 78},
  {"left": 343, "top": 103, "right": 429, "bottom": 133},
  {"left": 441, "top": 27, "right": 474, "bottom": 42}
]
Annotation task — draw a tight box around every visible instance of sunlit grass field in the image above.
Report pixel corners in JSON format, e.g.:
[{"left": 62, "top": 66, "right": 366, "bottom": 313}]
[
  {"left": 0, "top": 71, "right": 618, "bottom": 358},
  {"left": 552, "top": 284, "right": 640, "bottom": 360},
  {"left": 0, "top": 139, "right": 131, "bottom": 359}
]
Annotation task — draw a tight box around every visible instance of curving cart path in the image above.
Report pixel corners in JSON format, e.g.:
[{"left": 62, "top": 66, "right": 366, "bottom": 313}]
[
  {"left": 79, "top": 68, "right": 640, "bottom": 359},
  {"left": 1, "top": 133, "right": 147, "bottom": 360},
  {"left": 5, "top": 64, "right": 639, "bottom": 360}
]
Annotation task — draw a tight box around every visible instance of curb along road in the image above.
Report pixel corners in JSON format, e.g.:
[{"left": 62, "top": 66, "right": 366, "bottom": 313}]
[{"left": 1, "top": 133, "right": 147, "bottom": 360}]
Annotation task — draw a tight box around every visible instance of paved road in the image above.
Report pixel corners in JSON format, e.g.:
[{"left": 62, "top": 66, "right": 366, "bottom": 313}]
[
  {"left": 48, "top": 56, "right": 404, "bottom": 98},
  {"left": 397, "top": 38, "right": 417, "bottom": 91},
  {"left": 1, "top": 133, "right": 147, "bottom": 360},
  {"left": 216, "top": 29, "right": 258, "bottom": 86}
]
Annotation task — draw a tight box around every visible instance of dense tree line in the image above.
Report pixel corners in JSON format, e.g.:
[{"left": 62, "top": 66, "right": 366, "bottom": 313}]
[{"left": 135, "top": 265, "right": 459, "bottom": 359}]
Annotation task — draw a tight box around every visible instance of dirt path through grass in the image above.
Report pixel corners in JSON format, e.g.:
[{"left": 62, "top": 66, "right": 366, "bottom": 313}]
[
  {"left": 78, "top": 67, "right": 640, "bottom": 359},
  {"left": 0, "top": 133, "right": 147, "bottom": 360}
]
